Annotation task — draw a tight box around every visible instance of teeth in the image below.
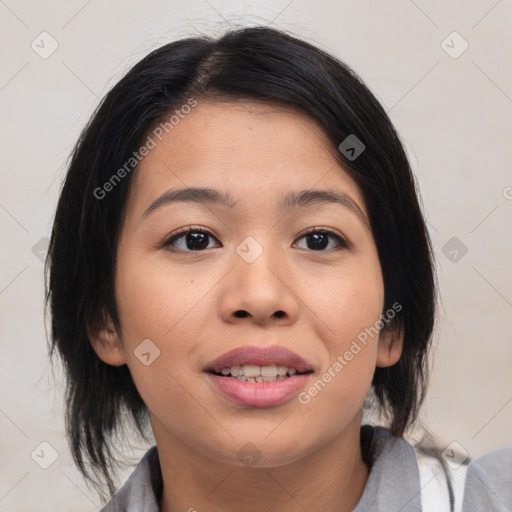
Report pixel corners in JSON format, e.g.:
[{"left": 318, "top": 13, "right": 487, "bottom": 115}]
[
  {"left": 277, "top": 366, "right": 288, "bottom": 376},
  {"left": 231, "top": 366, "right": 242, "bottom": 376},
  {"left": 216, "top": 364, "right": 302, "bottom": 380},
  {"left": 242, "top": 365, "right": 260, "bottom": 377},
  {"left": 260, "top": 364, "right": 278, "bottom": 377}
]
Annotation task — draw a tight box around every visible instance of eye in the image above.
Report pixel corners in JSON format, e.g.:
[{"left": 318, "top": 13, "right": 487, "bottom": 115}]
[
  {"left": 163, "top": 226, "right": 221, "bottom": 252},
  {"left": 162, "top": 226, "right": 348, "bottom": 253},
  {"left": 294, "top": 228, "right": 348, "bottom": 251}
]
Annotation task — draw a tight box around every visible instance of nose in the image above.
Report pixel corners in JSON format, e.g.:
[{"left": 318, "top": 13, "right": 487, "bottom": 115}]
[{"left": 219, "top": 242, "right": 300, "bottom": 327}]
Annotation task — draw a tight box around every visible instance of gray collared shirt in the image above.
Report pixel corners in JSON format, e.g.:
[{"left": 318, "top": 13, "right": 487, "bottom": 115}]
[{"left": 99, "top": 426, "right": 422, "bottom": 512}]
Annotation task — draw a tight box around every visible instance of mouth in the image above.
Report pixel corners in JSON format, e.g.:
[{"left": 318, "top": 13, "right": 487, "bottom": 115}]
[
  {"left": 204, "top": 345, "right": 315, "bottom": 377},
  {"left": 208, "top": 364, "right": 313, "bottom": 383},
  {"left": 204, "top": 345, "right": 315, "bottom": 407}
]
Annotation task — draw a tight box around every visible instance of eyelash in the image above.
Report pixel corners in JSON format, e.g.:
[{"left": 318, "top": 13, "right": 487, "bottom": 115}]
[{"left": 162, "top": 225, "right": 348, "bottom": 252}]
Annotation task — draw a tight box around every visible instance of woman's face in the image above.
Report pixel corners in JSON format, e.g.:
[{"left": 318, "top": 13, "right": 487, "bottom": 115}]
[{"left": 91, "top": 100, "right": 401, "bottom": 467}]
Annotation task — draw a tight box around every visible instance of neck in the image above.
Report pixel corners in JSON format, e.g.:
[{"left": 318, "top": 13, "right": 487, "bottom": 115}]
[{"left": 153, "top": 414, "right": 370, "bottom": 512}]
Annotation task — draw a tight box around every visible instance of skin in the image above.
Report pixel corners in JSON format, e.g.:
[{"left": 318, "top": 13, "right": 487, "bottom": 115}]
[{"left": 89, "top": 100, "right": 403, "bottom": 512}]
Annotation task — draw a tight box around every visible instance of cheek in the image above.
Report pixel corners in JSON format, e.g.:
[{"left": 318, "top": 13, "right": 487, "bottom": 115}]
[
  {"left": 113, "top": 254, "right": 212, "bottom": 428},
  {"left": 299, "top": 253, "right": 384, "bottom": 403},
  {"left": 113, "top": 250, "right": 220, "bottom": 393},
  {"left": 297, "top": 277, "right": 382, "bottom": 432},
  {"left": 114, "top": 249, "right": 214, "bottom": 341},
  {"left": 306, "top": 254, "right": 384, "bottom": 348}
]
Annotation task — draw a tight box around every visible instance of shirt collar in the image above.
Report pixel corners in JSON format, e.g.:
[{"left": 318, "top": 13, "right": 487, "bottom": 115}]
[
  {"left": 99, "top": 445, "right": 162, "bottom": 512},
  {"left": 100, "top": 426, "right": 421, "bottom": 512}
]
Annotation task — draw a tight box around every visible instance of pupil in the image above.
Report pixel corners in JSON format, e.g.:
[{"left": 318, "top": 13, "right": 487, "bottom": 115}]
[
  {"left": 186, "top": 232, "right": 209, "bottom": 250},
  {"left": 307, "top": 233, "right": 328, "bottom": 250}
]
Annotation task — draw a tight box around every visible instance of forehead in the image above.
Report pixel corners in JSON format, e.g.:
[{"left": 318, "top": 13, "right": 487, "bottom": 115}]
[{"left": 127, "top": 100, "right": 366, "bottom": 217}]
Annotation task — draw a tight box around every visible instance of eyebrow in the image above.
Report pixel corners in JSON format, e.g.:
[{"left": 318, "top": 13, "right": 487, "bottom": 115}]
[{"left": 141, "top": 187, "right": 369, "bottom": 229}]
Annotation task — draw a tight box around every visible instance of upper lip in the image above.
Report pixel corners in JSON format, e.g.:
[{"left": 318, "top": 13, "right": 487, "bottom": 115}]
[{"left": 204, "top": 345, "right": 314, "bottom": 374}]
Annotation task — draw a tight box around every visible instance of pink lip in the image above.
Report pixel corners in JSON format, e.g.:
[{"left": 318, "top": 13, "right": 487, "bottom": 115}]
[
  {"left": 204, "top": 345, "right": 313, "bottom": 373},
  {"left": 205, "top": 373, "right": 311, "bottom": 408},
  {"left": 204, "top": 345, "right": 314, "bottom": 408}
]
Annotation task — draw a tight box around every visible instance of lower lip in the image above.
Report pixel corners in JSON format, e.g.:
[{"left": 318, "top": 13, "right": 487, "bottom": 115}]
[{"left": 205, "top": 373, "right": 311, "bottom": 408}]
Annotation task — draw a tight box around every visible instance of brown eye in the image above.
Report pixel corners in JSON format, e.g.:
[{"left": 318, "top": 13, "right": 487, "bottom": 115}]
[
  {"left": 295, "top": 229, "right": 348, "bottom": 251},
  {"left": 163, "top": 227, "right": 221, "bottom": 252}
]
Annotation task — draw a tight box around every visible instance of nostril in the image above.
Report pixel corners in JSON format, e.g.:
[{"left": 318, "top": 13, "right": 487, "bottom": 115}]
[{"left": 233, "top": 310, "right": 285, "bottom": 319}]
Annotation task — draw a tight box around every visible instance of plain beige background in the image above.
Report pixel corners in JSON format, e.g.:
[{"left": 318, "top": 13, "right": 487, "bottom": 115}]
[{"left": 1, "top": 0, "right": 511, "bottom": 509}]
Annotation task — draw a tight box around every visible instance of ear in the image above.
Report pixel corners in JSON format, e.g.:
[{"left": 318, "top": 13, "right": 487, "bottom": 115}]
[
  {"left": 376, "top": 323, "right": 403, "bottom": 368},
  {"left": 87, "top": 310, "right": 126, "bottom": 366}
]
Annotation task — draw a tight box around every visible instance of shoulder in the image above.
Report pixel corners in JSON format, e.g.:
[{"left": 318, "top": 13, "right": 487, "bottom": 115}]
[
  {"left": 99, "top": 445, "right": 162, "bottom": 512},
  {"left": 355, "top": 426, "right": 423, "bottom": 511},
  {"left": 359, "top": 426, "right": 466, "bottom": 512},
  {"left": 466, "top": 444, "right": 512, "bottom": 477},
  {"left": 462, "top": 445, "right": 512, "bottom": 512}
]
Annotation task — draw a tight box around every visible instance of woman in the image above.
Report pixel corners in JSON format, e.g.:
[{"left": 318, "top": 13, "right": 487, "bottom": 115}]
[{"left": 46, "top": 26, "right": 456, "bottom": 511}]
